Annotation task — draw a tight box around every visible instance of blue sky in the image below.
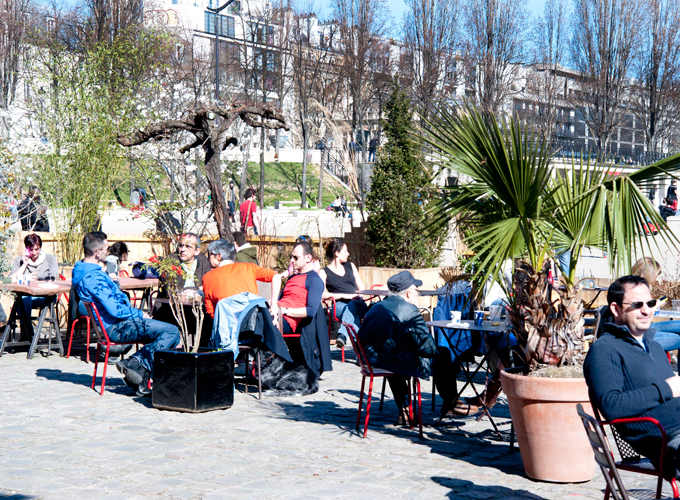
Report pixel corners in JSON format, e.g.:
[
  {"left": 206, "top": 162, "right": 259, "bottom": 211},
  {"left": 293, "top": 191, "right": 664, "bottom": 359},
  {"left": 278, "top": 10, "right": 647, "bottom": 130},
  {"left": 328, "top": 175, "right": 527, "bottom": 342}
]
[{"left": 381, "top": 0, "right": 548, "bottom": 36}]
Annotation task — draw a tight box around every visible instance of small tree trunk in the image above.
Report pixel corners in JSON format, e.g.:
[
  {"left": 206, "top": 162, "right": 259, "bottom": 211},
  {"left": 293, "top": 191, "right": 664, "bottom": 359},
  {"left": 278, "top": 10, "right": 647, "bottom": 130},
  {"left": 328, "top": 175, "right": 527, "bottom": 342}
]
[
  {"left": 275, "top": 128, "right": 280, "bottom": 158},
  {"left": 240, "top": 137, "right": 250, "bottom": 204},
  {"left": 203, "top": 142, "right": 233, "bottom": 242},
  {"left": 260, "top": 128, "right": 265, "bottom": 208},
  {"left": 301, "top": 122, "right": 308, "bottom": 209},
  {"left": 317, "top": 149, "right": 324, "bottom": 208}
]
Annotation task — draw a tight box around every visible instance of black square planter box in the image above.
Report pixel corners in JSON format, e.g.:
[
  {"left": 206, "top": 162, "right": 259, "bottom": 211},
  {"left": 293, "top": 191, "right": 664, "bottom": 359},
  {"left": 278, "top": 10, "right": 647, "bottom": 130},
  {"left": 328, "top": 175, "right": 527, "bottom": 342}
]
[{"left": 152, "top": 349, "right": 234, "bottom": 413}]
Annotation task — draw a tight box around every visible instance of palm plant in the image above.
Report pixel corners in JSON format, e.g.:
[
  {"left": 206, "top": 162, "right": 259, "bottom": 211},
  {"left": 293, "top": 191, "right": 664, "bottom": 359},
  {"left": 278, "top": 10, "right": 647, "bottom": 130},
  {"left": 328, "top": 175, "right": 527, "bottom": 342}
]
[{"left": 422, "top": 104, "right": 680, "bottom": 369}]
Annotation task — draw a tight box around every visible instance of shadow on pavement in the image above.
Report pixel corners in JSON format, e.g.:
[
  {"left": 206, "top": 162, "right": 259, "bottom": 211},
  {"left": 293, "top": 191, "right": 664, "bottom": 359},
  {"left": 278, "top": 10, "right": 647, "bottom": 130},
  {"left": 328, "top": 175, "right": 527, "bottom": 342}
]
[
  {"left": 431, "top": 478, "right": 548, "bottom": 499},
  {"left": 0, "top": 491, "right": 40, "bottom": 499},
  {"left": 271, "top": 385, "right": 526, "bottom": 478},
  {"left": 35, "top": 368, "right": 135, "bottom": 397}
]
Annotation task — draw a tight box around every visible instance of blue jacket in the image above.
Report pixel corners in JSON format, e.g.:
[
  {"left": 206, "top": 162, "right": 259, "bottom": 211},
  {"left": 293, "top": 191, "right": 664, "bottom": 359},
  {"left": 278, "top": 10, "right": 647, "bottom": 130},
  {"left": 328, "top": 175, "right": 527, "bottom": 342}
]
[
  {"left": 211, "top": 292, "right": 293, "bottom": 363},
  {"left": 432, "top": 281, "right": 477, "bottom": 361},
  {"left": 72, "top": 261, "right": 142, "bottom": 331},
  {"left": 584, "top": 322, "right": 680, "bottom": 463}
]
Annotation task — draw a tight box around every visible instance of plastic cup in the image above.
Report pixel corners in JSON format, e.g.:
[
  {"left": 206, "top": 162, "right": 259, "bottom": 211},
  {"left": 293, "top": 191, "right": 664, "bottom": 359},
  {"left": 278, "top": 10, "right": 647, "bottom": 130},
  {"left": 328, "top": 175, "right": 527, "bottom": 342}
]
[
  {"left": 489, "top": 305, "right": 502, "bottom": 325},
  {"left": 450, "top": 311, "right": 462, "bottom": 323},
  {"left": 673, "top": 300, "right": 680, "bottom": 312}
]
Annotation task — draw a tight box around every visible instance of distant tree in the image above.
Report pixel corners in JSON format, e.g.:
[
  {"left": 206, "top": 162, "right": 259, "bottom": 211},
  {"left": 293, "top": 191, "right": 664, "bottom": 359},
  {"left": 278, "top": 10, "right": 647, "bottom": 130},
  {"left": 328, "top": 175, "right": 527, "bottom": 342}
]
[
  {"left": 570, "top": 0, "right": 642, "bottom": 148},
  {"left": 463, "top": 0, "right": 528, "bottom": 114},
  {"left": 524, "top": 0, "right": 569, "bottom": 142},
  {"left": 0, "top": 0, "right": 32, "bottom": 136},
  {"left": 366, "top": 81, "right": 445, "bottom": 268},
  {"left": 631, "top": 0, "right": 680, "bottom": 153},
  {"left": 403, "top": 0, "right": 460, "bottom": 118},
  {"left": 332, "top": 0, "right": 389, "bottom": 162},
  {"left": 290, "top": 8, "right": 338, "bottom": 209}
]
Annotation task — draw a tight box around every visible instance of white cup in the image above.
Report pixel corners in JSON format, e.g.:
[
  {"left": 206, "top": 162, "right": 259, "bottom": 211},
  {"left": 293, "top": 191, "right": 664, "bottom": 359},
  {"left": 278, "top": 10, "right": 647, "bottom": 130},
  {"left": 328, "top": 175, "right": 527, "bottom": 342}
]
[{"left": 450, "top": 311, "right": 462, "bottom": 323}]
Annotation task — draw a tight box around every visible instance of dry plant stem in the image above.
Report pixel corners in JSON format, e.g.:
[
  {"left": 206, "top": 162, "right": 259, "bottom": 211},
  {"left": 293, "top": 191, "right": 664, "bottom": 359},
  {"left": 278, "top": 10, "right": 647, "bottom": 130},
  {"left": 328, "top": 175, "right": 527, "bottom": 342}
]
[
  {"left": 191, "top": 298, "right": 204, "bottom": 353},
  {"left": 168, "top": 288, "right": 190, "bottom": 352}
]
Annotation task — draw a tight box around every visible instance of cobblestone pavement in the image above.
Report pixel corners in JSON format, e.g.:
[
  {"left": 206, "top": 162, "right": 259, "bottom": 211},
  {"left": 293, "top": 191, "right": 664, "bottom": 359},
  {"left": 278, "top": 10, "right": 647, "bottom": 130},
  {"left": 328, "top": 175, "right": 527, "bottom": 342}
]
[{"left": 0, "top": 346, "right": 668, "bottom": 500}]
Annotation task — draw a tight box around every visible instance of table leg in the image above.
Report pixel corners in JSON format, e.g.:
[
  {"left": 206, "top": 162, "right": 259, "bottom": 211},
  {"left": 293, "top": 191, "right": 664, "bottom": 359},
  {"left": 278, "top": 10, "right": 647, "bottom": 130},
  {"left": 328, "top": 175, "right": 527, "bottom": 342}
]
[
  {"left": 436, "top": 330, "right": 505, "bottom": 437},
  {"left": 49, "top": 300, "right": 64, "bottom": 357},
  {"left": 0, "top": 300, "right": 20, "bottom": 356},
  {"left": 28, "top": 301, "right": 51, "bottom": 359}
]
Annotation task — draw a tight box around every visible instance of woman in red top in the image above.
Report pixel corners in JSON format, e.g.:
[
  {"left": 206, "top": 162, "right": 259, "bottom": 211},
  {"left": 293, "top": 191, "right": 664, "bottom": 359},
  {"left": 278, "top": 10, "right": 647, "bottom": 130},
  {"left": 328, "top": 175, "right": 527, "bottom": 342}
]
[{"left": 239, "top": 188, "right": 260, "bottom": 235}]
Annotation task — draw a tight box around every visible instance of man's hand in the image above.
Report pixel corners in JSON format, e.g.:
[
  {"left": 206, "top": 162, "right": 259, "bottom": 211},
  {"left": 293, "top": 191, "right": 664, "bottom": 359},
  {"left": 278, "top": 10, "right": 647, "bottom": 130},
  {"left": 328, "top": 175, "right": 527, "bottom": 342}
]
[
  {"left": 666, "top": 375, "right": 680, "bottom": 398},
  {"left": 143, "top": 312, "right": 152, "bottom": 319}
]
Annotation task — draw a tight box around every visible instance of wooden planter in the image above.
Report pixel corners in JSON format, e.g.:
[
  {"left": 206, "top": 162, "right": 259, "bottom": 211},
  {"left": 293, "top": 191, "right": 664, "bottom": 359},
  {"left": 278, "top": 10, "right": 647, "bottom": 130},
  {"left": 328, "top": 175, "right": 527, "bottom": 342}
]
[
  {"left": 152, "top": 349, "right": 234, "bottom": 413},
  {"left": 500, "top": 368, "right": 595, "bottom": 483}
]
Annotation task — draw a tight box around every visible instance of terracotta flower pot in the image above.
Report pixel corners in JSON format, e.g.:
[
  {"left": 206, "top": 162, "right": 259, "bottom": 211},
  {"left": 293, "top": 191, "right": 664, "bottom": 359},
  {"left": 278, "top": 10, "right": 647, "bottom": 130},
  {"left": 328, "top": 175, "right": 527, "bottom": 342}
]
[{"left": 500, "top": 369, "right": 595, "bottom": 483}]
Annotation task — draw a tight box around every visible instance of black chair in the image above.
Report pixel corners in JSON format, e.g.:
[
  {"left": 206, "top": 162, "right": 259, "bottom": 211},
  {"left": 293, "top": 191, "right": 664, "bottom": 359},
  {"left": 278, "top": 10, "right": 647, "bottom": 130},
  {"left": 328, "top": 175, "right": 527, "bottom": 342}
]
[{"left": 586, "top": 397, "right": 680, "bottom": 499}]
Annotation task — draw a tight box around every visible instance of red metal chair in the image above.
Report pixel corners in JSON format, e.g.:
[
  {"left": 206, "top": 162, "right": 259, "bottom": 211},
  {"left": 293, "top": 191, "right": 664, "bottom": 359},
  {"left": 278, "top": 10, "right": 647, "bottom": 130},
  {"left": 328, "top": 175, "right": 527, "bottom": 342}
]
[
  {"left": 344, "top": 323, "right": 422, "bottom": 438},
  {"left": 323, "top": 297, "right": 345, "bottom": 363},
  {"left": 587, "top": 396, "right": 679, "bottom": 499},
  {"left": 63, "top": 274, "right": 93, "bottom": 363},
  {"left": 66, "top": 315, "right": 92, "bottom": 362},
  {"left": 83, "top": 301, "right": 143, "bottom": 396}
]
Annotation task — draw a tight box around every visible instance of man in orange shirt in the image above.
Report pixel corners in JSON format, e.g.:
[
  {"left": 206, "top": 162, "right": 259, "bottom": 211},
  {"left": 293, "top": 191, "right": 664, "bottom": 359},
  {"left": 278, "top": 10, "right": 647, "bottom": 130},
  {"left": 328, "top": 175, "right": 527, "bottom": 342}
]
[{"left": 202, "top": 239, "right": 281, "bottom": 318}]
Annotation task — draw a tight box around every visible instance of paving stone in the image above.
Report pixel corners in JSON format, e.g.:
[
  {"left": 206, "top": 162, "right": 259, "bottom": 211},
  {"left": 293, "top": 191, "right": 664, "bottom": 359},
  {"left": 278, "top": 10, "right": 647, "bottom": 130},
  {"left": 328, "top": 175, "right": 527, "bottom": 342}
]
[{"left": 0, "top": 349, "right": 668, "bottom": 499}]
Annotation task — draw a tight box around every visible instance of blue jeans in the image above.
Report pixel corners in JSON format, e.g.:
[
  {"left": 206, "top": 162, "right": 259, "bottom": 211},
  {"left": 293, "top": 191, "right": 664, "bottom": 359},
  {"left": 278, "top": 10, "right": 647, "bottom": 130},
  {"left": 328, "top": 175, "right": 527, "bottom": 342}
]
[
  {"left": 653, "top": 321, "right": 680, "bottom": 351},
  {"left": 19, "top": 296, "right": 47, "bottom": 339},
  {"left": 335, "top": 299, "right": 368, "bottom": 342},
  {"left": 107, "top": 317, "right": 180, "bottom": 375}
]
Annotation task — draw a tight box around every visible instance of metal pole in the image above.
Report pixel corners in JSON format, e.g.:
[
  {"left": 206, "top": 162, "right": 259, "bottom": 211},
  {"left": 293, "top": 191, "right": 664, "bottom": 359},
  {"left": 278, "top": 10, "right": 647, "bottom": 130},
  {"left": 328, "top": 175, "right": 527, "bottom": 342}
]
[{"left": 215, "top": 28, "right": 220, "bottom": 100}]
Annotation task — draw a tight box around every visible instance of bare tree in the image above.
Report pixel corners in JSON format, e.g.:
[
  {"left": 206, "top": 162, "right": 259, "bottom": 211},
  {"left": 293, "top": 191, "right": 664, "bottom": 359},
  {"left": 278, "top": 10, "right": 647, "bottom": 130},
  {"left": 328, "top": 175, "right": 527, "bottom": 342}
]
[
  {"left": 117, "top": 103, "right": 289, "bottom": 241},
  {"left": 524, "top": 0, "right": 568, "bottom": 141},
  {"left": 83, "top": 0, "right": 144, "bottom": 44},
  {"left": 0, "top": 0, "right": 31, "bottom": 117},
  {"left": 403, "top": 0, "right": 459, "bottom": 118},
  {"left": 332, "top": 0, "right": 389, "bottom": 162},
  {"left": 631, "top": 0, "right": 680, "bottom": 153},
  {"left": 463, "top": 0, "right": 528, "bottom": 114},
  {"left": 290, "top": 8, "right": 337, "bottom": 208},
  {"left": 570, "top": 0, "right": 641, "bottom": 148}
]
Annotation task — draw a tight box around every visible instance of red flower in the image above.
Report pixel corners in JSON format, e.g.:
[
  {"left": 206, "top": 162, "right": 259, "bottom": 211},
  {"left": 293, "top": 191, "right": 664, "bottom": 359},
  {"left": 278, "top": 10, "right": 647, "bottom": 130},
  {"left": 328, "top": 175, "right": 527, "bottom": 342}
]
[{"left": 148, "top": 255, "right": 159, "bottom": 263}]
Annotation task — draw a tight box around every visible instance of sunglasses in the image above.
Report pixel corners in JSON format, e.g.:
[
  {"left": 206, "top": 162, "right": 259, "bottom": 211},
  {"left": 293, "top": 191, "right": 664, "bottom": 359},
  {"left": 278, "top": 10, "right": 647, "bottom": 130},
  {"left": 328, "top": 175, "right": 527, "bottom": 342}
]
[
  {"left": 290, "top": 255, "right": 300, "bottom": 261},
  {"left": 620, "top": 300, "right": 657, "bottom": 310}
]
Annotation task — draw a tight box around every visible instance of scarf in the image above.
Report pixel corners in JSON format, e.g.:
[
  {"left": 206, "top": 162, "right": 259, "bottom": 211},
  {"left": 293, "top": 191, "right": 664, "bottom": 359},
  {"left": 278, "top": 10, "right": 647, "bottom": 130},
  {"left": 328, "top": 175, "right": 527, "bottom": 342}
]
[{"left": 24, "top": 251, "right": 46, "bottom": 271}]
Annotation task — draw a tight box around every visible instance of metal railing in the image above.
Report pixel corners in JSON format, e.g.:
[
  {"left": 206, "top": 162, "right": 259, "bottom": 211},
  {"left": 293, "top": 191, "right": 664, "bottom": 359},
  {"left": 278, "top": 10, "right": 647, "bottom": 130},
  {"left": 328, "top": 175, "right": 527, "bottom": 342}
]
[{"left": 549, "top": 138, "right": 674, "bottom": 167}]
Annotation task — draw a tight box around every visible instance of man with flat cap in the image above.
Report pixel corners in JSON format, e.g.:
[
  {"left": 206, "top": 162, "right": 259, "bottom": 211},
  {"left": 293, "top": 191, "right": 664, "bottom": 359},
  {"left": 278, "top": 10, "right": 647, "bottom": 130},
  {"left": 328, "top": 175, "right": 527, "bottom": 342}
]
[{"left": 359, "top": 271, "right": 463, "bottom": 423}]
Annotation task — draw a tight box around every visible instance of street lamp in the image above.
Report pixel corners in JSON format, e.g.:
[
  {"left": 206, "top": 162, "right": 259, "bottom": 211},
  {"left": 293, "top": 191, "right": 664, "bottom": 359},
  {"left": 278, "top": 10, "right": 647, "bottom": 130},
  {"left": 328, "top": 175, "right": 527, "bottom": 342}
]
[{"left": 207, "top": 0, "right": 237, "bottom": 101}]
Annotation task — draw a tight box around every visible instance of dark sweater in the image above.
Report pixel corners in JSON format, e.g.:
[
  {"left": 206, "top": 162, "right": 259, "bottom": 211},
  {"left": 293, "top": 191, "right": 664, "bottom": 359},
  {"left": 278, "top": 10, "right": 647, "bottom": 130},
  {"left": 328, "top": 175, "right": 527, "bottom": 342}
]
[{"left": 584, "top": 322, "right": 680, "bottom": 457}]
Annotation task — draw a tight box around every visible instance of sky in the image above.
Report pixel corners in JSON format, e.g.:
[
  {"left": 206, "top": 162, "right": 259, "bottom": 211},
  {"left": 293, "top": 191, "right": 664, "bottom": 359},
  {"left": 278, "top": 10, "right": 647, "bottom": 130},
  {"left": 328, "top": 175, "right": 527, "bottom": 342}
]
[{"left": 381, "top": 0, "right": 548, "bottom": 37}]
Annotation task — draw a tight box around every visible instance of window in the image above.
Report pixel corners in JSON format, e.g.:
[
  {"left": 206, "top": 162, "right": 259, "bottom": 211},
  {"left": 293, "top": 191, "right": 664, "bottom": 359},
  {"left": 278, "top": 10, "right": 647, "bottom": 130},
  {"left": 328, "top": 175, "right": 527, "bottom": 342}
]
[
  {"left": 205, "top": 12, "right": 234, "bottom": 37},
  {"left": 205, "top": 12, "right": 216, "bottom": 33},
  {"left": 221, "top": 16, "right": 235, "bottom": 37}
]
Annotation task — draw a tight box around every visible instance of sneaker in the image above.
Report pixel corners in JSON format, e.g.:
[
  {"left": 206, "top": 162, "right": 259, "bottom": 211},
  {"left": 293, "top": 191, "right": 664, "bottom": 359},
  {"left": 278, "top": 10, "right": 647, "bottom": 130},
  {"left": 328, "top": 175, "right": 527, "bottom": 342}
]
[
  {"left": 116, "top": 357, "right": 145, "bottom": 386},
  {"left": 135, "top": 371, "right": 152, "bottom": 397},
  {"left": 121, "top": 376, "right": 138, "bottom": 393},
  {"left": 335, "top": 335, "right": 346, "bottom": 349}
]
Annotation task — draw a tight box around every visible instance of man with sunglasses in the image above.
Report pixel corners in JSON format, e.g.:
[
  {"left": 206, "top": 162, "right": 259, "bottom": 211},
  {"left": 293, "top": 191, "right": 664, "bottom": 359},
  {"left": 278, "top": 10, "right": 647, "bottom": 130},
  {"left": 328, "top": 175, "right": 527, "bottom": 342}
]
[
  {"left": 585, "top": 275, "right": 680, "bottom": 478},
  {"left": 272, "top": 241, "right": 331, "bottom": 382}
]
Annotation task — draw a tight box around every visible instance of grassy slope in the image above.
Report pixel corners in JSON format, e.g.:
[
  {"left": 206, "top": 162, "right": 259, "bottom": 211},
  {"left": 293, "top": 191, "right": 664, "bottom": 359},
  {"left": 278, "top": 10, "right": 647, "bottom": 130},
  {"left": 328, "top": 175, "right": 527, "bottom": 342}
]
[{"left": 223, "top": 161, "right": 351, "bottom": 208}]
